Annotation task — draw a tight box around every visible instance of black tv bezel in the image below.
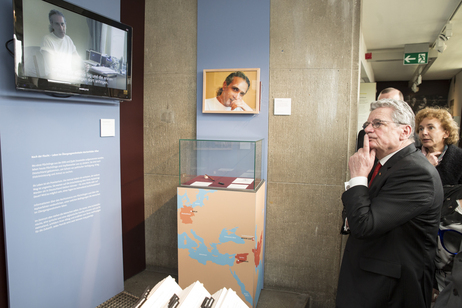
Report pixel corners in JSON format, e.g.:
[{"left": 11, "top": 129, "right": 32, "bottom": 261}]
[{"left": 12, "top": 0, "right": 133, "bottom": 101}]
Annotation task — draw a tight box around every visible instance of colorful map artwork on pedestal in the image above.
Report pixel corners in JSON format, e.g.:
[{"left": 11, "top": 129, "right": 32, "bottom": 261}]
[{"left": 178, "top": 189, "right": 264, "bottom": 307}]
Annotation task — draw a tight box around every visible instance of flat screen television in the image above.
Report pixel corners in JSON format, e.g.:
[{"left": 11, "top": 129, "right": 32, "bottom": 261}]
[{"left": 12, "top": 0, "right": 133, "bottom": 101}]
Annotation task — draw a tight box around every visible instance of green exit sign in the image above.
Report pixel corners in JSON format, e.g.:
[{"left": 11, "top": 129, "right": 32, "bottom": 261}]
[{"left": 404, "top": 52, "right": 428, "bottom": 65}]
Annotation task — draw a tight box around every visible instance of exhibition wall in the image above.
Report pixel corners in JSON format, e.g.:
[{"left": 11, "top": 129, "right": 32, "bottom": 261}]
[
  {"left": 265, "top": 2, "right": 361, "bottom": 307},
  {"left": 0, "top": 0, "right": 124, "bottom": 307},
  {"left": 143, "top": 0, "right": 198, "bottom": 272},
  {"left": 143, "top": 1, "right": 362, "bottom": 307},
  {"left": 196, "top": 0, "right": 270, "bottom": 182},
  {"left": 195, "top": 2, "right": 270, "bottom": 305}
]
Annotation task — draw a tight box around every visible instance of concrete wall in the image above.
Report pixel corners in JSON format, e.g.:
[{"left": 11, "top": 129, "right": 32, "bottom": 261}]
[
  {"left": 143, "top": 0, "right": 197, "bottom": 269},
  {"left": 143, "top": 0, "right": 361, "bottom": 307},
  {"left": 265, "top": 1, "right": 361, "bottom": 306}
]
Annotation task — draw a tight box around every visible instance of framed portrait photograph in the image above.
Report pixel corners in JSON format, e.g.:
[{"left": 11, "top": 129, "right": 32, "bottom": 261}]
[{"left": 202, "top": 68, "right": 260, "bottom": 114}]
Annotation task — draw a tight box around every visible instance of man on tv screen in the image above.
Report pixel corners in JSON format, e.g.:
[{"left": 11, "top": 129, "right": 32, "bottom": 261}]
[{"left": 40, "top": 9, "right": 82, "bottom": 83}]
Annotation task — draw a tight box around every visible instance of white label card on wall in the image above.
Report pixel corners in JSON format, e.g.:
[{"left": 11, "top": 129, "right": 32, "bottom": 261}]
[
  {"left": 274, "top": 98, "right": 291, "bottom": 115},
  {"left": 100, "top": 119, "right": 115, "bottom": 137}
]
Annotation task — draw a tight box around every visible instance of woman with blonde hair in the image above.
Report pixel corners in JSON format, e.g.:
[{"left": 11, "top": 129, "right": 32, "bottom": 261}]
[
  {"left": 416, "top": 107, "right": 461, "bottom": 170},
  {"left": 415, "top": 107, "right": 462, "bottom": 306}
]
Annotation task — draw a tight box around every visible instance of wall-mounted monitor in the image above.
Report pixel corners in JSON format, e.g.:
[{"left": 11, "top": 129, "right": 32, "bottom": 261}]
[{"left": 13, "top": 0, "right": 133, "bottom": 101}]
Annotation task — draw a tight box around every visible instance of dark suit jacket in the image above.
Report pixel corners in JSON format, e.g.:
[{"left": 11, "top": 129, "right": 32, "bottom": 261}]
[
  {"left": 435, "top": 144, "right": 462, "bottom": 185},
  {"left": 336, "top": 143, "right": 443, "bottom": 308}
]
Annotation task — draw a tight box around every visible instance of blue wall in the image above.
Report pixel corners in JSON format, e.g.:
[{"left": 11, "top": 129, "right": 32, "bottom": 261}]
[
  {"left": 196, "top": 1, "right": 270, "bottom": 305},
  {"left": 0, "top": 0, "right": 124, "bottom": 307},
  {"left": 196, "top": 0, "right": 270, "bottom": 182}
]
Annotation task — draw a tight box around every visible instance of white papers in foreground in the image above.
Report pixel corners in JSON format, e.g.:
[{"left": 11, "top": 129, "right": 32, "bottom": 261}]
[
  {"left": 134, "top": 276, "right": 249, "bottom": 308},
  {"left": 133, "top": 275, "right": 181, "bottom": 308},
  {"left": 211, "top": 288, "right": 248, "bottom": 308}
]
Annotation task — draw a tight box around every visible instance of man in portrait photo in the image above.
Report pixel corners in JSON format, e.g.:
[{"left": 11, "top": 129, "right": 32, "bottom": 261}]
[
  {"left": 41, "top": 9, "right": 82, "bottom": 82},
  {"left": 204, "top": 71, "right": 254, "bottom": 112}
]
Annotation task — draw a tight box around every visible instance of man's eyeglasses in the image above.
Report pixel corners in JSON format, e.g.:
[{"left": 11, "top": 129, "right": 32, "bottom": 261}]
[
  {"left": 362, "top": 120, "right": 406, "bottom": 130},
  {"left": 438, "top": 229, "right": 462, "bottom": 255}
]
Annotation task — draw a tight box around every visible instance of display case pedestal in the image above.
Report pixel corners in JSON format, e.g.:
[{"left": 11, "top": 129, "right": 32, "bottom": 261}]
[{"left": 177, "top": 181, "right": 266, "bottom": 308}]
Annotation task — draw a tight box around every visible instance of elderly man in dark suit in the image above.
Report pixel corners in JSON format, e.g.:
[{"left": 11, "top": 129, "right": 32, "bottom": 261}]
[{"left": 336, "top": 99, "right": 443, "bottom": 308}]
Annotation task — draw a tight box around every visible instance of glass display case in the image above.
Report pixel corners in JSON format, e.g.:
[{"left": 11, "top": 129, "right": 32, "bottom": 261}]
[{"left": 179, "top": 139, "right": 263, "bottom": 191}]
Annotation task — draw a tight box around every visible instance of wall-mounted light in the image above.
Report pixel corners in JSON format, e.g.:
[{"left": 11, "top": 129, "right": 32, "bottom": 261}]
[
  {"left": 444, "top": 21, "right": 453, "bottom": 39},
  {"left": 436, "top": 35, "right": 447, "bottom": 53}
]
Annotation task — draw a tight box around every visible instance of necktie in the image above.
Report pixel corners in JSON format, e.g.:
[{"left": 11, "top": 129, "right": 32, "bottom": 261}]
[{"left": 369, "top": 163, "right": 382, "bottom": 187}]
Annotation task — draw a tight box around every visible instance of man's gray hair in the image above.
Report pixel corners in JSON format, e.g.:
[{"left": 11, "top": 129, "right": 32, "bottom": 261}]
[
  {"left": 370, "top": 98, "right": 415, "bottom": 140},
  {"left": 48, "top": 10, "right": 65, "bottom": 33}
]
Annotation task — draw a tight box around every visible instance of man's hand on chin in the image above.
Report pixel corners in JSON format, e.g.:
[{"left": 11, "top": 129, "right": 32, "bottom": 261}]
[
  {"left": 349, "top": 134, "right": 376, "bottom": 178},
  {"left": 231, "top": 99, "right": 253, "bottom": 111}
]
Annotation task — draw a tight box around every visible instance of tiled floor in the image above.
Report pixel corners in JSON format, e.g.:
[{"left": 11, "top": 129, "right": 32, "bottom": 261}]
[
  {"left": 124, "top": 268, "right": 178, "bottom": 298},
  {"left": 123, "top": 268, "right": 311, "bottom": 308}
]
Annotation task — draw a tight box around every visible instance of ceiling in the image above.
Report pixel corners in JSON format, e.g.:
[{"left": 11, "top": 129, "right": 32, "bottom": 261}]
[{"left": 361, "top": 0, "right": 462, "bottom": 85}]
